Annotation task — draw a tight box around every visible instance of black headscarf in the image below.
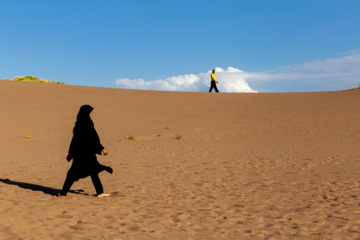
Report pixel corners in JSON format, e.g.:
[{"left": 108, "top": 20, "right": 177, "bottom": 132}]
[
  {"left": 77, "top": 105, "right": 93, "bottom": 121},
  {"left": 74, "top": 105, "right": 94, "bottom": 130}
]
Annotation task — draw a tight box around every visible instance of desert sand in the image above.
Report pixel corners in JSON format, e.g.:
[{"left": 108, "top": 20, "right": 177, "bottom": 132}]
[{"left": 1, "top": 80, "right": 360, "bottom": 239}]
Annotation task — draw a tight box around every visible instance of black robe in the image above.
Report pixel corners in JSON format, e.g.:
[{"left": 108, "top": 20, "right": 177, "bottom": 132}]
[{"left": 66, "top": 105, "right": 108, "bottom": 181}]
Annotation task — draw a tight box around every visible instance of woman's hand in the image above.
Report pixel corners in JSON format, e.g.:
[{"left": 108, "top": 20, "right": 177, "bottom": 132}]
[
  {"left": 102, "top": 148, "right": 109, "bottom": 156},
  {"left": 66, "top": 153, "right": 73, "bottom": 162}
]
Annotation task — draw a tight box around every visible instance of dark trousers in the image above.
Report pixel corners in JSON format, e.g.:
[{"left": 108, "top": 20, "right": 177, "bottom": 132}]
[
  {"left": 60, "top": 173, "right": 104, "bottom": 196},
  {"left": 209, "top": 81, "right": 219, "bottom": 92}
]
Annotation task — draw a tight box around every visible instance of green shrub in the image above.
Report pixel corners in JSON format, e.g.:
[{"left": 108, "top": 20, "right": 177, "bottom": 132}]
[{"left": 3, "top": 75, "right": 64, "bottom": 84}]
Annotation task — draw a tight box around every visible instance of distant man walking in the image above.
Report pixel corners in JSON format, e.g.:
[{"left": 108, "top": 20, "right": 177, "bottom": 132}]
[{"left": 209, "top": 69, "right": 219, "bottom": 93}]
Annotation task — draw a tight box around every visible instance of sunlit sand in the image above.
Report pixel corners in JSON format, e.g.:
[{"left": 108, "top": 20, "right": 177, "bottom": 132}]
[{"left": 1, "top": 80, "right": 360, "bottom": 239}]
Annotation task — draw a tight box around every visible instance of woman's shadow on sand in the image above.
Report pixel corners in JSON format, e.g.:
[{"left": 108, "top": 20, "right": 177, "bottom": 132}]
[{"left": 0, "top": 178, "right": 88, "bottom": 196}]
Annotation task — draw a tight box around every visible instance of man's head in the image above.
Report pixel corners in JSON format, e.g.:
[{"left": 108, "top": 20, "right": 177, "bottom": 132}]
[{"left": 212, "top": 69, "right": 215, "bottom": 73}]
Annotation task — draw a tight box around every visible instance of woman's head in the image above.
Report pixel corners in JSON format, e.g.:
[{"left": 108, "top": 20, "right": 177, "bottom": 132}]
[{"left": 77, "top": 105, "right": 94, "bottom": 121}]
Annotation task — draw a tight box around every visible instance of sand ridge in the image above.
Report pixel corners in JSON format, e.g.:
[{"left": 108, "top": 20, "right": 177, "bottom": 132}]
[{"left": 1, "top": 80, "right": 360, "bottom": 239}]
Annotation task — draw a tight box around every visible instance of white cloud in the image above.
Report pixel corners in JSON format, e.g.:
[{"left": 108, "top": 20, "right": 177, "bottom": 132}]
[
  {"left": 243, "top": 52, "right": 360, "bottom": 91},
  {"left": 114, "top": 51, "right": 360, "bottom": 92},
  {"left": 114, "top": 67, "right": 257, "bottom": 93}
]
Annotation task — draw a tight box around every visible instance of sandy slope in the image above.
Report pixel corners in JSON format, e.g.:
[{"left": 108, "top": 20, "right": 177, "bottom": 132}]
[{"left": 1, "top": 80, "right": 360, "bottom": 239}]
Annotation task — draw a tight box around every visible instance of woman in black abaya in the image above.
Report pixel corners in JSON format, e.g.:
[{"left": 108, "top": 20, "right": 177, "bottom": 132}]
[{"left": 59, "top": 105, "right": 113, "bottom": 197}]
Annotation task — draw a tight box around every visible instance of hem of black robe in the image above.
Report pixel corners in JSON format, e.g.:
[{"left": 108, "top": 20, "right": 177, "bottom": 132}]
[{"left": 67, "top": 164, "right": 111, "bottom": 182}]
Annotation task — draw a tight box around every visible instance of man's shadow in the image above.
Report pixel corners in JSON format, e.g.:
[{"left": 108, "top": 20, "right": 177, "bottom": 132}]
[{"left": 0, "top": 178, "right": 88, "bottom": 196}]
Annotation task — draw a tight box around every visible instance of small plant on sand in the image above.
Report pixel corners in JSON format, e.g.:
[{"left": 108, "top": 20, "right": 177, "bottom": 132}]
[
  {"left": 128, "top": 136, "right": 136, "bottom": 141},
  {"left": 165, "top": 126, "right": 170, "bottom": 130},
  {"left": 25, "top": 133, "right": 32, "bottom": 139},
  {"left": 176, "top": 134, "right": 183, "bottom": 140},
  {"left": 157, "top": 133, "right": 163, "bottom": 137}
]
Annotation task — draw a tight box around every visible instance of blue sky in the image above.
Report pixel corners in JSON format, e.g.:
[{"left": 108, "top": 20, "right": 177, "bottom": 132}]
[{"left": 1, "top": 0, "right": 360, "bottom": 92}]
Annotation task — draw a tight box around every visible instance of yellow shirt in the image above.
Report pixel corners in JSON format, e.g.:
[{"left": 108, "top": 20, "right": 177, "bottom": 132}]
[{"left": 211, "top": 73, "right": 217, "bottom": 82}]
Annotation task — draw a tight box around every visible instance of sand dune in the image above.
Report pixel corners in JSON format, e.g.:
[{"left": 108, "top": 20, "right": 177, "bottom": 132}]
[{"left": 1, "top": 80, "right": 360, "bottom": 239}]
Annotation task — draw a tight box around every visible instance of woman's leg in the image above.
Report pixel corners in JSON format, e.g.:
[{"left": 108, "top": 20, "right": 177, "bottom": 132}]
[
  {"left": 91, "top": 173, "right": 104, "bottom": 195},
  {"left": 60, "top": 177, "right": 75, "bottom": 196}
]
